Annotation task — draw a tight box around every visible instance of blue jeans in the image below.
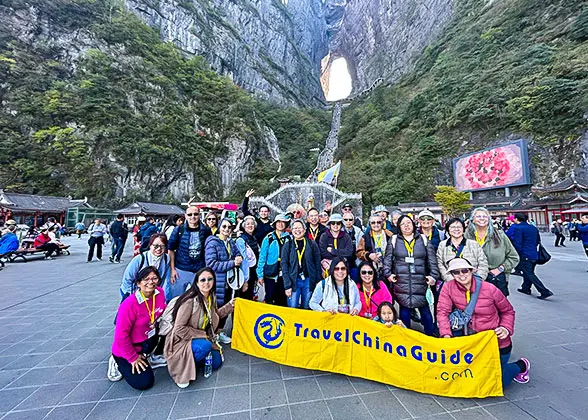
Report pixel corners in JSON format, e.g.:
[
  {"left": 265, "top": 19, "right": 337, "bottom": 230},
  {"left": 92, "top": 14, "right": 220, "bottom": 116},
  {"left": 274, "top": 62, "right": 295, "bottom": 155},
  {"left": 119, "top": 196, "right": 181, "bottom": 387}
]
[
  {"left": 399, "top": 305, "right": 434, "bottom": 336},
  {"left": 111, "top": 238, "right": 125, "bottom": 261},
  {"left": 191, "top": 339, "right": 222, "bottom": 370},
  {"left": 287, "top": 275, "right": 311, "bottom": 309},
  {"left": 501, "top": 352, "right": 521, "bottom": 389}
]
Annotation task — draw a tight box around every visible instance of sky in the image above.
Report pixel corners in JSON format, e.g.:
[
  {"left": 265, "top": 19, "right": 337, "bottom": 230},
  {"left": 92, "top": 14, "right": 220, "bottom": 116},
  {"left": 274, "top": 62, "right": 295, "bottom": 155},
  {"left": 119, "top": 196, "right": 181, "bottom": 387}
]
[{"left": 326, "top": 57, "right": 352, "bottom": 102}]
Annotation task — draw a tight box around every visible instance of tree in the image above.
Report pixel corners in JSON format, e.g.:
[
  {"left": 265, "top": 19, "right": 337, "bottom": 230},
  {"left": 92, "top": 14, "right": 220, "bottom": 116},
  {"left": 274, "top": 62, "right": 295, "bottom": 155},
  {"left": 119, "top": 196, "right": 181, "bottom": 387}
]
[{"left": 434, "top": 186, "right": 471, "bottom": 218}]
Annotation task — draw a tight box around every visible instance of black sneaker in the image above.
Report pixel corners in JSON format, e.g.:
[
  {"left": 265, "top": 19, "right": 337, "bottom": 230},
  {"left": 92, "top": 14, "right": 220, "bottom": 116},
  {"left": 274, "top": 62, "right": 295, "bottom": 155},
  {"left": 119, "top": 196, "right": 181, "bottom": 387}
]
[
  {"left": 109, "top": 256, "right": 114, "bottom": 263},
  {"left": 537, "top": 291, "right": 553, "bottom": 300},
  {"left": 517, "top": 288, "right": 531, "bottom": 295}
]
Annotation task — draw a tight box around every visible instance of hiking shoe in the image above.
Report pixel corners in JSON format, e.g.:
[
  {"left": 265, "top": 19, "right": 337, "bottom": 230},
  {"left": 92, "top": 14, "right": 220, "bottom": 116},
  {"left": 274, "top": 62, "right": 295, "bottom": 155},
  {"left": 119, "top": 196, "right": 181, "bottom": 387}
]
[
  {"left": 148, "top": 354, "right": 167, "bottom": 369},
  {"left": 537, "top": 291, "right": 553, "bottom": 300},
  {"left": 107, "top": 355, "right": 123, "bottom": 382},
  {"left": 513, "top": 358, "right": 530, "bottom": 384},
  {"left": 176, "top": 382, "right": 190, "bottom": 389},
  {"left": 97, "top": 258, "right": 102, "bottom": 261},
  {"left": 517, "top": 288, "right": 531, "bottom": 295},
  {"left": 218, "top": 332, "right": 232, "bottom": 344},
  {"left": 114, "top": 259, "right": 121, "bottom": 264}
]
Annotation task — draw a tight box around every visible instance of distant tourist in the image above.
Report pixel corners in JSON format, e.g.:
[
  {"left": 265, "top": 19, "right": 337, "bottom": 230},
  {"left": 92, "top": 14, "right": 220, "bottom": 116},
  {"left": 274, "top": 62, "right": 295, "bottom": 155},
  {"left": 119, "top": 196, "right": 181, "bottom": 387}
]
[
  {"left": 139, "top": 217, "right": 158, "bottom": 253},
  {"left": 87, "top": 218, "right": 107, "bottom": 262},
  {"left": 109, "top": 214, "right": 129, "bottom": 264},
  {"left": 552, "top": 217, "right": 566, "bottom": 247},
  {"left": 578, "top": 214, "right": 588, "bottom": 266},
  {"left": 0, "top": 221, "right": 19, "bottom": 256},
  {"left": 75, "top": 221, "right": 85, "bottom": 239}
]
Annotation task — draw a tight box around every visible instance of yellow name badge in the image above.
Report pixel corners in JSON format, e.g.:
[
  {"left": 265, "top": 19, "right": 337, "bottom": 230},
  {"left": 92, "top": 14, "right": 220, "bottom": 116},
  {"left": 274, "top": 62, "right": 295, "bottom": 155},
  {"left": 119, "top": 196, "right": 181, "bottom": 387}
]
[{"left": 232, "top": 299, "right": 503, "bottom": 398}]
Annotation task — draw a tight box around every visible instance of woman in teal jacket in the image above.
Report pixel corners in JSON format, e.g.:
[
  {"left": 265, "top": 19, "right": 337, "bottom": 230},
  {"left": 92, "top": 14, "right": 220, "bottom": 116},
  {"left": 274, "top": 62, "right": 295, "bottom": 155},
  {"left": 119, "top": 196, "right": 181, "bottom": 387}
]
[{"left": 257, "top": 214, "right": 291, "bottom": 306}]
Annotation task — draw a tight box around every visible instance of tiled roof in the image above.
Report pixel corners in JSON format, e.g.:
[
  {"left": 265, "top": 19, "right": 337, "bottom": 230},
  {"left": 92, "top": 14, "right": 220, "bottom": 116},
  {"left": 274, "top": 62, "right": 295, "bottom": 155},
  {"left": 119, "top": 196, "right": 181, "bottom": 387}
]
[
  {"left": 0, "top": 191, "right": 71, "bottom": 212},
  {"left": 115, "top": 201, "right": 183, "bottom": 216}
]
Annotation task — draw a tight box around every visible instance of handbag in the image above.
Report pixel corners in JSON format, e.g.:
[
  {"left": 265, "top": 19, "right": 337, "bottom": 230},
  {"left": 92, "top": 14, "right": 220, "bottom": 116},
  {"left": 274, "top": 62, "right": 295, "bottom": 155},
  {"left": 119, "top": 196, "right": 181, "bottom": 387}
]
[
  {"left": 449, "top": 276, "right": 482, "bottom": 335},
  {"left": 486, "top": 272, "right": 509, "bottom": 296},
  {"left": 536, "top": 244, "right": 551, "bottom": 265}
]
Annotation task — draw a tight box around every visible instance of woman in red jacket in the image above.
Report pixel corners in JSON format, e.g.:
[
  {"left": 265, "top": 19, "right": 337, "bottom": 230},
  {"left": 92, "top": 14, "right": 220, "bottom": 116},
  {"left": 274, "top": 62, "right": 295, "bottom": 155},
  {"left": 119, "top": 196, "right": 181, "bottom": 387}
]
[{"left": 437, "top": 258, "right": 530, "bottom": 389}]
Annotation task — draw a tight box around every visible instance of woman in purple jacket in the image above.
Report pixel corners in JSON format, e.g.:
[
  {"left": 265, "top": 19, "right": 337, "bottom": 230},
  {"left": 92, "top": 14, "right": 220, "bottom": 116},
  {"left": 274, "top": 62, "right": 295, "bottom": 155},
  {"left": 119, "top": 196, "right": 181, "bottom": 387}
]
[{"left": 109, "top": 267, "right": 167, "bottom": 390}]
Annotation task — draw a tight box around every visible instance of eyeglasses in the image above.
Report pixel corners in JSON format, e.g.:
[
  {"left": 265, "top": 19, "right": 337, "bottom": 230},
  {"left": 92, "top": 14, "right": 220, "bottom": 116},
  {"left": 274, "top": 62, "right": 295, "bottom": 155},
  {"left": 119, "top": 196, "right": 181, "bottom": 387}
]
[
  {"left": 198, "top": 277, "right": 214, "bottom": 283},
  {"left": 450, "top": 269, "right": 471, "bottom": 275},
  {"left": 360, "top": 270, "right": 374, "bottom": 275},
  {"left": 334, "top": 266, "right": 347, "bottom": 271},
  {"left": 152, "top": 244, "right": 166, "bottom": 249},
  {"left": 141, "top": 277, "right": 158, "bottom": 284},
  {"left": 186, "top": 213, "right": 200, "bottom": 217},
  {"left": 370, "top": 221, "right": 382, "bottom": 225},
  {"left": 449, "top": 225, "right": 463, "bottom": 230}
]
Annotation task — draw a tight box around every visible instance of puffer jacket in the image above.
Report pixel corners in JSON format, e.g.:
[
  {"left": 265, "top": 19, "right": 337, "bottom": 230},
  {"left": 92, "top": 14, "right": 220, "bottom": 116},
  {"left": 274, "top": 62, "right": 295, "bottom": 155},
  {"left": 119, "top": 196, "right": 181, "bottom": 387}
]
[
  {"left": 382, "top": 234, "right": 439, "bottom": 308},
  {"left": 256, "top": 231, "right": 291, "bottom": 280},
  {"left": 204, "top": 235, "right": 242, "bottom": 305},
  {"left": 319, "top": 230, "right": 354, "bottom": 261},
  {"left": 436, "top": 238, "right": 489, "bottom": 282},
  {"left": 437, "top": 276, "right": 515, "bottom": 349}
]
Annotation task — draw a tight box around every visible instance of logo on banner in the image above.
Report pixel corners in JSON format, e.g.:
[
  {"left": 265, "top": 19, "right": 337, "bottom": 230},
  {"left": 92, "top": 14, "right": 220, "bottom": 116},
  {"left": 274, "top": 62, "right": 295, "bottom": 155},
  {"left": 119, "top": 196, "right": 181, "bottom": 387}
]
[{"left": 254, "top": 313, "right": 285, "bottom": 349}]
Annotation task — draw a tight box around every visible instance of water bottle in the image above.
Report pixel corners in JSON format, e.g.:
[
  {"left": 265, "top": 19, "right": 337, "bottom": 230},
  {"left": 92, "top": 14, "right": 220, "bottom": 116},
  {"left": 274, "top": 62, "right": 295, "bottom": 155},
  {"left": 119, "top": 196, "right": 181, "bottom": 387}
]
[{"left": 204, "top": 352, "right": 213, "bottom": 378}]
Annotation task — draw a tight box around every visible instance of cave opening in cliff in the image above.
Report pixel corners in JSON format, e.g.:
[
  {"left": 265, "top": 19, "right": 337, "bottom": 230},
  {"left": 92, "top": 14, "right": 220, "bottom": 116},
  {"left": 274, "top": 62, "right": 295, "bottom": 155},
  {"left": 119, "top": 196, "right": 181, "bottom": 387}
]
[{"left": 321, "top": 55, "right": 352, "bottom": 102}]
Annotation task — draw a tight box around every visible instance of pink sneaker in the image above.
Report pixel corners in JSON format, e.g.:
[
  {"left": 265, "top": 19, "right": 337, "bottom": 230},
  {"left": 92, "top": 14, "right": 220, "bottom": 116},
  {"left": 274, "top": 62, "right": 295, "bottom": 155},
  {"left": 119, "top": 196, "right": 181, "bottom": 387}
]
[{"left": 513, "top": 357, "right": 530, "bottom": 384}]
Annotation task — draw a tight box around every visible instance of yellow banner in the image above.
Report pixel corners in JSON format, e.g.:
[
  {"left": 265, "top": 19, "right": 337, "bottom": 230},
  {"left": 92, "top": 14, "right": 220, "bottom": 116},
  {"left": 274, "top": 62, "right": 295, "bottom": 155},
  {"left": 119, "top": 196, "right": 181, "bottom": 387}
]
[{"left": 232, "top": 299, "right": 503, "bottom": 398}]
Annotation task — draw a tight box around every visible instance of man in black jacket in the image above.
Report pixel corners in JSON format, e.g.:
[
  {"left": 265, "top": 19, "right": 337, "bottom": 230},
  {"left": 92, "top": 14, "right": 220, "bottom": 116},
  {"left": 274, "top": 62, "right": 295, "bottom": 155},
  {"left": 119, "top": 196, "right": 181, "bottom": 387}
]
[{"left": 109, "top": 214, "right": 129, "bottom": 263}]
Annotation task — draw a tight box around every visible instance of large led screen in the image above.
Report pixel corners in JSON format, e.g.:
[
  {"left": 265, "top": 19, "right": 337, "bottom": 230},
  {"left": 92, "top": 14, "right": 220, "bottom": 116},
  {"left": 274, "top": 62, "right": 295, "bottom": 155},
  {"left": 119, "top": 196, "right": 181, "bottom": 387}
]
[{"left": 453, "top": 140, "right": 530, "bottom": 192}]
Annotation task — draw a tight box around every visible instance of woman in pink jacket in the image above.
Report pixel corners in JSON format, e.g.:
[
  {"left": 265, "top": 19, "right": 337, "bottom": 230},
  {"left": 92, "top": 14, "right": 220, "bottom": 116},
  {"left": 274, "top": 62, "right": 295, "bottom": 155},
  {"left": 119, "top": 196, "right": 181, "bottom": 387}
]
[
  {"left": 109, "top": 266, "right": 167, "bottom": 390},
  {"left": 437, "top": 258, "right": 530, "bottom": 389},
  {"left": 357, "top": 261, "right": 393, "bottom": 319}
]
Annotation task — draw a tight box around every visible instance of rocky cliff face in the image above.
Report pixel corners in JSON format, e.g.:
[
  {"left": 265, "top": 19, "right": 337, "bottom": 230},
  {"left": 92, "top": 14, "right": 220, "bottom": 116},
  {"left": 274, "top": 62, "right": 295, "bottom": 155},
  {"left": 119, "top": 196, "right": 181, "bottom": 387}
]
[
  {"left": 127, "top": 0, "right": 328, "bottom": 106},
  {"left": 324, "top": 0, "right": 453, "bottom": 95}
]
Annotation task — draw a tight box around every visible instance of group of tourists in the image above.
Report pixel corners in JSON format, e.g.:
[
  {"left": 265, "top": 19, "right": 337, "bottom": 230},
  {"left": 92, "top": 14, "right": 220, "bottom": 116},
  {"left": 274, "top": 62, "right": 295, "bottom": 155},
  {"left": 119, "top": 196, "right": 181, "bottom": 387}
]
[{"left": 104, "top": 188, "right": 567, "bottom": 393}]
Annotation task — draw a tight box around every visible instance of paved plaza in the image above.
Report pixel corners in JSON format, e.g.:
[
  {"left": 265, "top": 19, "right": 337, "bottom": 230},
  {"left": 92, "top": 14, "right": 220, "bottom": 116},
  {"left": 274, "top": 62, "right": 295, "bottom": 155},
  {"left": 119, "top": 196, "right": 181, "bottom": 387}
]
[{"left": 0, "top": 235, "right": 587, "bottom": 420}]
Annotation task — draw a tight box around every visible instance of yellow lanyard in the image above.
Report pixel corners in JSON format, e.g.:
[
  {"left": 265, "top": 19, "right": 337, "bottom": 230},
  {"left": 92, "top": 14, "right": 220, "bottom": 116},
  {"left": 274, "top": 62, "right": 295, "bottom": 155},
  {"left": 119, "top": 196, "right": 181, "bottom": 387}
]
[
  {"left": 333, "top": 236, "right": 338, "bottom": 249},
  {"left": 139, "top": 291, "right": 156, "bottom": 325},
  {"left": 202, "top": 295, "right": 212, "bottom": 329},
  {"left": 363, "top": 286, "right": 374, "bottom": 312},
  {"left": 309, "top": 227, "right": 318, "bottom": 240},
  {"left": 474, "top": 230, "right": 486, "bottom": 247},
  {"left": 404, "top": 238, "right": 415, "bottom": 256},
  {"left": 276, "top": 234, "right": 284, "bottom": 261},
  {"left": 225, "top": 239, "right": 231, "bottom": 256},
  {"left": 296, "top": 239, "right": 306, "bottom": 267},
  {"left": 427, "top": 231, "right": 433, "bottom": 240},
  {"left": 466, "top": 290, "right": 471, "bottom": 304},
  {"left": 372, "top": 232, "right": 383, "bottom": 252}
]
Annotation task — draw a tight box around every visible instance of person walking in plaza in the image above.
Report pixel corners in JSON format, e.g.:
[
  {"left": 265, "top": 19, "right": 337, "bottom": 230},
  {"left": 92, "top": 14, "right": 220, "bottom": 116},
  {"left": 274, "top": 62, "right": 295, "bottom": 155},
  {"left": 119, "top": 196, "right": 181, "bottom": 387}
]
[
  {"left": 319, "top": 213, "right": 354, "bottom": 275},
  {"left": 306, "top": 207, "right": 326, "bottom": 243},
  {"left": 87, "top": 218, "right": 107, "bottom": 262},
  {"left": 109, "top": 214, "right": 129, "bottom": 264},
  {"left": 109, "top": 267, "right": 167, "bottom": 390},
  {"left": 168, "top": 206, "right": 211, "bottom": 301},
  {"left": 437, "top": 258, "right": 530, "bottom": 389},
  {"left": 239, "top": 215, "right": 260, "bottom": 299},
  {"left": 309, "top": 257, "right": 361, "bottom": 314},
  {"left": 257, "top": 214, "right": 291, "bottom": 306},
  {"left": 242, "top": 189, "right": 272, "bottom": 244},
  {"left": 577, "top": 214, "right": 588, "bottom": 265},
  {"left": 553, "top": 217, "right": 566, "bottom": 247},
  {"left": 507, "top": 213, "right": 553, "bottom": 299},
  {"left": 139, "top": 217, "right": 158, "bottom": 253},
  {"left": 164, "top": 268, "right": 235, "bottom": 388},
  {"left": 281, "top": 219, "right": 321, "bottom": 309},
  {"left": 357, "top": 214, "right": 394, "bottom": 283},
  {"left": 357, "top": 261, "right": 392, "bottom": 319},
  {"left": 75, "top": 221, "right": 85, "bottom": 239},
  {"left": 437, "top": 218, "right": 488, "bottom": 284},
  {"left": 383, "top": 215, "right": 439, "bottom": 336},
  {"left": 342, "top": 211, "right": 363, "bottom": 280},
  {"left": 465, "top": 207, "right": 519, "bottom": 296},
  {"left": 417, "top": 210, "right": 444, "bottom": 251},
  {"left": 120, "top": 233, "right": 171, "bottom": 301}
]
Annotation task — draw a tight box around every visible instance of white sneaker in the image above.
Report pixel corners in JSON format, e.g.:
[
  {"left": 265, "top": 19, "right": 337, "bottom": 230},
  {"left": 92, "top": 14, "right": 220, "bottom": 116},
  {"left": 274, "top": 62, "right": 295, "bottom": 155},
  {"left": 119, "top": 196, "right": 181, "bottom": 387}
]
[
  {"left": 176, "top": 382, "right": 190, "bottom": 389},
  {"left": 218, "top": 332, "right": 232, "bottom": 344},
  {"left": 148, "top": 354, "right": 167, "bottom": 369},
  {"left": 107, "top": 355, "right": 123, "bottom": 382},
  {"left": 44, "top": 256, "right": 53, "bottom": 260}
]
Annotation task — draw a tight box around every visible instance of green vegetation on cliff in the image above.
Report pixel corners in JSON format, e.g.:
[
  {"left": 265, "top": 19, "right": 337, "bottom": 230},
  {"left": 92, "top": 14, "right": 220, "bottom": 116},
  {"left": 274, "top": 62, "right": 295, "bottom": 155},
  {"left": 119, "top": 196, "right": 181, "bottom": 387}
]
[
  {"left": 338, "top": 0, "right": 587, "bottom": 207},
  {"left": 0, "top": 0, "right": 328, "bottom": 205}
]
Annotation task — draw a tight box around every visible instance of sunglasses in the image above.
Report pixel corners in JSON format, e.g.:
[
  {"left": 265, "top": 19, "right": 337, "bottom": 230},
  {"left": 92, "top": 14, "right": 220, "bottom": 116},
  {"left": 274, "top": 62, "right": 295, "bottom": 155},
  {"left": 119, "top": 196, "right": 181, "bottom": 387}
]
[
  {"left": 360, "top": 270, "right": 374, "bottom": 275},
  {"left": 206, "top": 218, "right": 216, "bottom": 221},
  {"left": 334, "top": 266, "right": 347, "bottom": 271},
  {"left": 198, "top": 277, "right": 214, "bottom": 283},
  {"left": 343, "top": 218, "right": 354, "bottom": 221},
  {"left": 220, "top": 224, "right": 233, "bottom": 229},
  {"left": 152, "top": 244, "right": 166, "bottom": 249},
  {"left": 420, "top": 217, "right": 434, "bottom": 221},
  {"left": 450, "top": 269, "right": 471, "bottom": 275},
  {"left": 186, "top": 213, "right": 200, "bottom": 217},
  {"left": 330, "top": 222, "right": 342, "bottom": 225},
  {"left": 370, "top": 221, "right": 382, "bottom": 225}
]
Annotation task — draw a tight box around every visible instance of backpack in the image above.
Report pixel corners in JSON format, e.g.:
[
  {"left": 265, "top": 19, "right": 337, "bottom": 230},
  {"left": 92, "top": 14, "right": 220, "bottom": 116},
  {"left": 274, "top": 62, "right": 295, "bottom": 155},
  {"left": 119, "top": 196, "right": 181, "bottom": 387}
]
[
  {"left": 138, "top": 252, "right": 170, "bottom": 281},
  {"left": 158, "top": 283, "right": 193, "bottom": 336}
]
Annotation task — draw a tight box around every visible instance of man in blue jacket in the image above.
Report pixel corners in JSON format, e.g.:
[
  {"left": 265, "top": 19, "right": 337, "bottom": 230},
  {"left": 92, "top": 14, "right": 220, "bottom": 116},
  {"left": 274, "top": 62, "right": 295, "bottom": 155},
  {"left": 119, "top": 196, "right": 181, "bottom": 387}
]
[
  {"left": 138, "top": 217, "right": 158, "bottom": 252},
  {"left": 577, "top": 214, "right": 588, "bottom": 264},
  {"left": 507, "top": 213, "right": 553, "bottom": 299},
  {"left": 0, "top": 221, "right": 19, "bottom": 256}
]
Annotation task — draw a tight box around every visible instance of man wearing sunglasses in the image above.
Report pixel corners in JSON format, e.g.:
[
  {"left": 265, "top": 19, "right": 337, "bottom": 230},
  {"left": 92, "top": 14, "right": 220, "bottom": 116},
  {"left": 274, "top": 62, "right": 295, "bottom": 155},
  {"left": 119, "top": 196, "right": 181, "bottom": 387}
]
[
  {"left": 417, "top": 210, "right": 444, "bottom": 251},
  {"left": 357, "top": 214, "right": 394, "bottom": 282},
  {"left": 319, "top": 213, "right": 354, "bottom": 274},
  {"left": 342, "top": 212, "right": 364, "bottom": 281},
  {"left": 342, "top": 202, "right": 363, "bottom": 230},
  {"left": 168, "top": 205, "right": 212, "bottom": 300},
  {"left": 242, "top": 189, "right": 273, "bottom": 245}
]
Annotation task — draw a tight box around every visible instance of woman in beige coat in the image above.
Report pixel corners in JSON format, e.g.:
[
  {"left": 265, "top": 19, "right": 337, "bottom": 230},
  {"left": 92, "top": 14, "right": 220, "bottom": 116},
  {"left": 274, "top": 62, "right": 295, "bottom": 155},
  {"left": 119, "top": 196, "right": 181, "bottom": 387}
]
[{"left": 164, "top": 267, "right": 234, "bottom": 388}]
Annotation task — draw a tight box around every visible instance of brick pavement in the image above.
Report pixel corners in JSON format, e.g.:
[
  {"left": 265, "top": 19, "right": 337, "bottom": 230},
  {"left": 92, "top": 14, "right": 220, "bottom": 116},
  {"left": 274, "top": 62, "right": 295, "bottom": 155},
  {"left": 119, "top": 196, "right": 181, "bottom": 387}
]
[{"left": 0, "top": 234, "right": 587, "bottom": 419}]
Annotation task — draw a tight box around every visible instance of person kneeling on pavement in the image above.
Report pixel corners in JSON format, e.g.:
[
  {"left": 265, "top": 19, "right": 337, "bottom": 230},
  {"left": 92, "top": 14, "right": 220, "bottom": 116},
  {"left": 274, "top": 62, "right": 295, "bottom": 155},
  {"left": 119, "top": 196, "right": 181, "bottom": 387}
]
[
  {"left": 108, "top": 267, "right": 167, "bottom": 390},
  {"left": 164, "top": 268, "right": 235, "bottom": 388}
]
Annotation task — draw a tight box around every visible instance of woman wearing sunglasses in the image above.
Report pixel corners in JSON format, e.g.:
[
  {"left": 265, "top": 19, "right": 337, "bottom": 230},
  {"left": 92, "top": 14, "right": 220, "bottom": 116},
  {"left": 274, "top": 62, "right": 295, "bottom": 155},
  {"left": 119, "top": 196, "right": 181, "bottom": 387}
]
[
  {"left": 437, "top": 258, "right": 530, "bottom": 389},
  {"left": 357, "top": 214, "right": 394, "bottom": 283},
  {"left": 205, "top": 213, "right": 219, "bottom": 235},
  {"left": 356, "top": 261, "right": 392, "bottom": 319},
  {"left": 309, "top": 257, "right": 361, "bottom": 314},
  {"left": 465, "top": 207, "right": 519, "bottom": 296},
  {"left": 164, "top": 268, "right": 235, "bottom": 388},
  {"left": 120, "top": 233, "right": 172, "bottom": 302}
]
